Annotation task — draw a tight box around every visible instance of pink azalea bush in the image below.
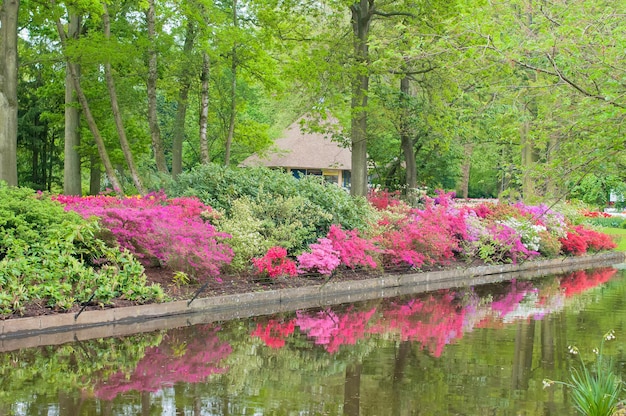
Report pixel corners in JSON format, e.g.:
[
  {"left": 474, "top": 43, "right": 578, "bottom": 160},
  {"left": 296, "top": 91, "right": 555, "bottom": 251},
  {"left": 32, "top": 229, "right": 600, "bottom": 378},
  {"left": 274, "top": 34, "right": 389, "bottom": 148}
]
[
  {"left": 297, "top": 238, "right": 341, "bottom": 276},
  {"left": 53, "top": 192, "right": 233, "bottom": 279},
  {"left": 372, "top": 191, "right": 467, "bottom": 269}
]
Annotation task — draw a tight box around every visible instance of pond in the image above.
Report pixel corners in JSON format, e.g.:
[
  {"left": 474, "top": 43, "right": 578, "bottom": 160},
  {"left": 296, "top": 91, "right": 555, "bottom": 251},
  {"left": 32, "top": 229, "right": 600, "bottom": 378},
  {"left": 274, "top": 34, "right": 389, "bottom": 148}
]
[{"left": 2, "top": 265, "right": 626, "bottom": 415}]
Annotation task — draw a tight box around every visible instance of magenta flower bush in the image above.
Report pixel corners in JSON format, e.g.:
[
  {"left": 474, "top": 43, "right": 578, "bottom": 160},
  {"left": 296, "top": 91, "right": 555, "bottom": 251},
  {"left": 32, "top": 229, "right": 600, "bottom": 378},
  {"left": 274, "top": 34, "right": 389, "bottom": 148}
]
[{"left": 53, "top": 193, "right": 233, "bottom": 280}]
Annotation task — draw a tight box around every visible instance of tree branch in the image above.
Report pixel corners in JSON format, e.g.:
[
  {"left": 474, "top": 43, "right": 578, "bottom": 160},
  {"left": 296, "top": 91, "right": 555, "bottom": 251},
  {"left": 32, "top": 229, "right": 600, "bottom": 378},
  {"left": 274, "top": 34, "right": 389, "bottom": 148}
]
[
  {"left": 372, "top": 11, "right": 416, "bottom": 18},
  {"left": 545, "top": 52, "right": 626, "bottom": 109}
]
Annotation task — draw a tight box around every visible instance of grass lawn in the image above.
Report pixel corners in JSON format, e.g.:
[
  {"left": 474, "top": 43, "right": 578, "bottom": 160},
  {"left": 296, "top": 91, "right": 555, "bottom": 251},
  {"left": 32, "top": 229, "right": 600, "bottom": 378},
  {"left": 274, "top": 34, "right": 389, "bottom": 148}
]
[{"left": 599, "top": 227, "right": 626, "bottom": 252}]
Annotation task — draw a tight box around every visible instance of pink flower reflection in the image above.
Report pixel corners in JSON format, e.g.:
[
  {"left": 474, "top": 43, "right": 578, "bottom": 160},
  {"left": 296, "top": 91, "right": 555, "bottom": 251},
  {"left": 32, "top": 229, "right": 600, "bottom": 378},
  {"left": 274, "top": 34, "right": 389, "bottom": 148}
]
[
  {"left": 95, "top": 325, "right": 231, "bottom": 401},
  {"left": 296, "top": 307, "right": 377, "bottom": 353}
]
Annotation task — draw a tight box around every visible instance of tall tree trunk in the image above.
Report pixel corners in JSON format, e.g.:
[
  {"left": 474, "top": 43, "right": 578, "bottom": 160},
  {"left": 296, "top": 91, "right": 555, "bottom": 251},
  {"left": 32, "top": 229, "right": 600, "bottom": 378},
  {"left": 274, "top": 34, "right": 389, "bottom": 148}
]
[
  {"left": 520, "top": 113, "right": 536, "bottom": 201},
  {"left": 145, "top": 0, "right": 168, "bottom": 174},
  {"left": 460, "top": 143, "right": 473, "bottom": 199},
  {"left": 54, "top": 17, "right": 124, "bottom": 196},
  {"left": 399, "top": 75, "right": 417, "bottom": 190},
  {"left": 103, "top": 4, "right": 146, "bottom": 195},
  {"left": 171, "top": 19, "right": 196, "bottom": 177},
  {"left": 349, "top": 1, "right": 372, "bottom": 197},
  {"left": 89, "top": 154, "right": 101, "bottom": 195},
  {"left": 199, "top": 52, "right": 211, "bottom": 164},
  {"left": 0, "top": 0, "right": 19, "bottom": 186},
  {"left": 224, "top": 0, "right": 238, "bottom": 167},
  {"left": 63, "top": 13, "right": 82, "bottom": 195}
]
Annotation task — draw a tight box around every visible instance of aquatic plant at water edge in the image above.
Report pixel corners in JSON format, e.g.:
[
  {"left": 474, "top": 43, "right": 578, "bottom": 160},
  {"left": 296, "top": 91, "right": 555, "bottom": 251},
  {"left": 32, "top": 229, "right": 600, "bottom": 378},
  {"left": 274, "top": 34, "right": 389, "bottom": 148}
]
[{"left": 543, "top": 331, "right": 623, "bottom": 416}]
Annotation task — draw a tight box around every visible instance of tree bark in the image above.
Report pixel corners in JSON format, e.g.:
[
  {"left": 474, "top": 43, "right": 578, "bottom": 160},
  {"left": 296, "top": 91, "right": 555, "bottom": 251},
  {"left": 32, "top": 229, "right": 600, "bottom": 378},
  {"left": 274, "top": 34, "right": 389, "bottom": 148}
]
[
  {"left": 460, "top": 143, "right": 473, "bottom": 199},
  {"left": 103, "top": 4, "right": 146, "bottom": 195},
  {"left": 63, "top": 13, "right": 82, "bottom": 195},
  {"left": 54, "top": 17, "right": 124, "bottom": 196},
  {"left": 89, "top": 154, "right": 101, "bottom": 195},
  {"left": 224, "top": 0, "right": 238, "bottom": 167},
  {"left": 199, "top": 52, "right": 211, "bottom": 164},
  {"left": 399, "top": 75, "right": 417, "bottom": 190},
  {"left": 0, "top": 0, "right": 20, "bottom": 186},
  {"left": 349, "top": 1, "right": 372, "bottom": 197},
  {"left": 145, "top": 0, "right": 169, "bottom": 174},
  {"left": 171, "top": 19, "right": 196, "bottom": 177}
]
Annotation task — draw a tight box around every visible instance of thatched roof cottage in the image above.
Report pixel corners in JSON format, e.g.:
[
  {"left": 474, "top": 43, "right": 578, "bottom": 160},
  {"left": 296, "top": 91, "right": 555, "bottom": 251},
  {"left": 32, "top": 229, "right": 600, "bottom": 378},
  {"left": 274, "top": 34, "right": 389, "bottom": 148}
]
[{"left": 240, "top": 116, "right": 351, "bottom": 188}]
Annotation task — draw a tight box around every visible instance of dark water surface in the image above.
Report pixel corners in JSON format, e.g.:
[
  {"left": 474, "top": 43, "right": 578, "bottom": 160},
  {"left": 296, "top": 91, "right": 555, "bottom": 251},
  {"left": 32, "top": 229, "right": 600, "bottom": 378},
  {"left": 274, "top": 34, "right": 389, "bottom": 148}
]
[{"left": 2, "top": 266, "right": 626, "bottom": 415}]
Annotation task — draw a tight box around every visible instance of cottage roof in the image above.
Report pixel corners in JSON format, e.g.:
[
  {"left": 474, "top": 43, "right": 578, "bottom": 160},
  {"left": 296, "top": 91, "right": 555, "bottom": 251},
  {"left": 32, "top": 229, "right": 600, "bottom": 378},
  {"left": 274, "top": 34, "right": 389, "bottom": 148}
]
[{"left": 240, "top": 116, "right": 351, "bottom": 170}]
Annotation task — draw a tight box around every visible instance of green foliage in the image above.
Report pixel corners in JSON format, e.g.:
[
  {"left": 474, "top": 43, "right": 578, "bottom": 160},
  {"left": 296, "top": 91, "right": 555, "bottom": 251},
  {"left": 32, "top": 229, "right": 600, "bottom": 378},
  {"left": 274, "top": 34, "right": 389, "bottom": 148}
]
[
  {"left": 166, "top": 164, "right": 375, "bottom": 234},
  {"left": 569, "top": 175, "right": 626, "bottom": 210},
  {"left": 583, "top": 217, "right": 625, "bottom": 229},
  {"left": 215, "top": 194, "right": 332, "bottom": 271},
  {"left": 544, "top": 331, "right": 623, "bottom": 416},
  {"left": 0, "top": 185, "right": 164, "bottom": 315}
]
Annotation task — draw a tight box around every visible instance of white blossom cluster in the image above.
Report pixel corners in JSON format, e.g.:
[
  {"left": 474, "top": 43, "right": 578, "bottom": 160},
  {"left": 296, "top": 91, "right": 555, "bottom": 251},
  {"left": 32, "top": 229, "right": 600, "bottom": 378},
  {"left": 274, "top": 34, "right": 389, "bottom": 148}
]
[{"left": 499, "top": 218, "right": 546, "bottom": 252}]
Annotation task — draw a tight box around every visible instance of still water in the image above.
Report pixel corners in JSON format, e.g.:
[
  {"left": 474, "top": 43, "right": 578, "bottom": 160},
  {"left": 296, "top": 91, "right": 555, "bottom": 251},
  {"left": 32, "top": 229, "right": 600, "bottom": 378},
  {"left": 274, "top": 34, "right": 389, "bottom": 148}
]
[{"left": 2, "top": 266, "right": 626, "bottom": 415}]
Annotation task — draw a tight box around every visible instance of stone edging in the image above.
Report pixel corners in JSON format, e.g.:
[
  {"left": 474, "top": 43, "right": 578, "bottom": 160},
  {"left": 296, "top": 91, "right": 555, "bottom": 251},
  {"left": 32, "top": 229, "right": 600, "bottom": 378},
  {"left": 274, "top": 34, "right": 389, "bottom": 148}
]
[{"left": 0, "top": 251, "right": 624, "bottom": 352}]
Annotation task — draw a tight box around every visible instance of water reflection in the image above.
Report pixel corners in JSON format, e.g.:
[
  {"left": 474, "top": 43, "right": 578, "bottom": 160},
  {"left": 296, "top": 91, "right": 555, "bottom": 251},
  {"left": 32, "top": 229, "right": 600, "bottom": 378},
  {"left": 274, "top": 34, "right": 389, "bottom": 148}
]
[{"left": 0, "top": 266, "right": 623, "bottom": 415}]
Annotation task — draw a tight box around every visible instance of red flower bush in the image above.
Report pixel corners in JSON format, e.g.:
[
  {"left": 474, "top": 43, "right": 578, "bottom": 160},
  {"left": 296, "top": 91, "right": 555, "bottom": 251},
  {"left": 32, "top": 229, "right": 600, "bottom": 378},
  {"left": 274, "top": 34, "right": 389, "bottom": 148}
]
[
  {"left": 559, "top": 225, "right": 616, "bottom": 256},
  {"left": 252, "top": 246, "right": 298, "bottom": 278},
  {"left": 367, "top": 188, "right": 404, "bottom": 210}
]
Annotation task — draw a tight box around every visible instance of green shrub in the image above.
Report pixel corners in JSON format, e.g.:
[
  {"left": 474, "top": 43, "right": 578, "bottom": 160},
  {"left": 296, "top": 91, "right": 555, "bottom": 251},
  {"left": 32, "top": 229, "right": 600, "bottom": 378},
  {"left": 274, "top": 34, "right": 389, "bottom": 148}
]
[
  {"left": 165, "top": 163, "right": 376, "bottom": 234},
  {"left": 0, "top": 185, "right": 164, "bottom": 315},
  {"left": 582, "top": 217, "right": 624, "bottom": 228},
  {"left": 216, "top": 194, "right": 333, "bottom": 271}
]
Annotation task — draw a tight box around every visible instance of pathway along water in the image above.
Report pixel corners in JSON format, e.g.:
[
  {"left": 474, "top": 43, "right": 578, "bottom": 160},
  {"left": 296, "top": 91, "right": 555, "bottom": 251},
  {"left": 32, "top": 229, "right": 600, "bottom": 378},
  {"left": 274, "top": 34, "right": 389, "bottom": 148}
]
[{"left": 2, "top": 255, "right": 626, "bottom": 414}]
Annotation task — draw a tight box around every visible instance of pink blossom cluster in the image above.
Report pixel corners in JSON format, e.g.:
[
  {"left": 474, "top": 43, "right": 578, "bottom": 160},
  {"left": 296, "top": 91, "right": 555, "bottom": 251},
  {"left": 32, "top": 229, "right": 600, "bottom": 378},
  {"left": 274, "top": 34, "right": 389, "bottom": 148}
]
[{"left": 53, "top": 192, "right": 233, "bottom": 279}]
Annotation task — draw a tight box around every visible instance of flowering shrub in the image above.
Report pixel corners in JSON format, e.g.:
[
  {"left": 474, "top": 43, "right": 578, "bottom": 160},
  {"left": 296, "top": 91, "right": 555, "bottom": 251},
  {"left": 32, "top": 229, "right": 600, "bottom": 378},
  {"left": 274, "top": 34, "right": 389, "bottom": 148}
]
[
  {"left": 252, "top": 246, "right": 298, "bottom": 278},
  {"left": 499, "top": 217, "right": 545, "bottom": 252},
  {"left": 297, "top": 238, "right": 341, "bottom": 276},
  {"left": 560, "top": 231, "right": 588, "bottom": 256},
  {"left": 465, "top": 222, "right": 538, "bottom": 264},
  {"left": 373, "top": 192, "right": 466, "bottom": 268},
  {"left": 327, "top": 225, "right": 378, "bottom": 269},
  {"left": 581, "top": 209, "right": 612, "bottom": 218},
  {"left": 560, "top": 225, "right": 617, "bottom": 255},
  {"left": 574, "top": 225, "right": 617, "bottom": 251},
  {"left": 367, "top": 188, "right": 404, "bottom": 210},
  {"left": 53, "top": 193, "right": 233, "bottom": 279}
]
